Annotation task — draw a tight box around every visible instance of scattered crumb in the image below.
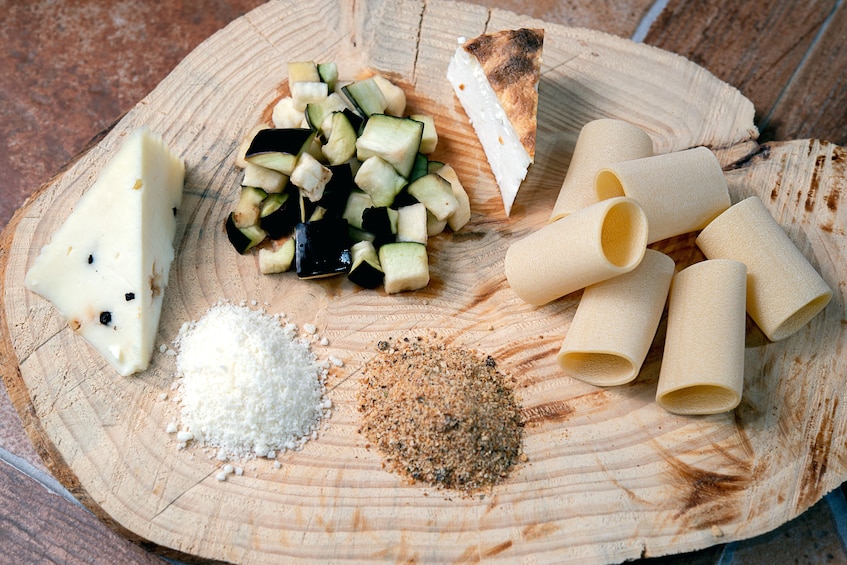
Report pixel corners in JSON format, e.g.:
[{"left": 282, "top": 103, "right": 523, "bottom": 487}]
[
  {"left": 303, "top": 323, "right": 317, "bottom": 335},
  {"left": 711, "top": 525, "right": 724, "bottom": 537}
]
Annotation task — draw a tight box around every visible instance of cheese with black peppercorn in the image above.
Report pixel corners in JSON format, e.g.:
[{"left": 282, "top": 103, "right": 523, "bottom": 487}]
[{"left": 25, "top": 127, "right": 184, "bottom": 376}]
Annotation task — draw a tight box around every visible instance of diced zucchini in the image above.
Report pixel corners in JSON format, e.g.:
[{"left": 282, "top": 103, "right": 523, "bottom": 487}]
[
  {"left": 378, "top": 242, "right": 429, "bottom": 294},
  {"left": 354, "top": 155, "right": 407, "bottom": 207},
  {"left": 259, "top": 237, "right": 296, "bottom": 274},
  {"left": 396, "top": 203, "right": 428, "bottom": 245},
  {"left": 272, "top": 97, "right": 303, "bottom": 128},
  {"left": 356, "top": 114, "right": 423, "bottom": 179},
  {"left": 291, "top": 152, "right": 332, "bottom": 202},
  {"left": 348, "top": 225, "right": 377, "bottom": 244},
  {"left": 427, "top": 160, "right": 445, "bottom": 174},
  {"left": 427, "top": 210, "right": 448, "bottom": 236},
  {"left": 436, "top": 164, "right": 471, "bottom": 231},
  {"left": 288, "top": 61, "right": 320, "bottom": 83},
  {"left": 321, "top": 111, "right": 358, "bottom": 166},
  {"left": 362, "top": 206, "right": 399, "bottom": 247},
  {"left": 342, "top": 78, "right": 387, "bottom": 117},
  {"left": 406, "top": 173, "right": 459, "bottom": 221},
  {"left": 259, "top": 190, "right": 300, "bottom": 239},
  {"left": 305, "top": 92, "right": 349, "bottom": 132},
  {"left": 225, "top": 213, "right": 267, "bottom": 254},
  {"left": 294, "top": 218, "right": 352, "bottom": 279},
  {"left": 348, "top": 240, "right": 384, "bottom": 289},
  {"left": 410, "top": 114, "right": 438, "bottom": 154},
  {"left": 244, "top": 128, "right": 316, "bottom": 176},
  {"left": 291, "top": 81, "right": 329, "bottom": 112},
  {"left": 232, "top": 186, "right": 268, "bottom": 228},
  {"left": 409, "top": 153, "right": 429, "bottom": 183},
  {"left": 342, "top": 190, "right": 374, "bottom": 229},
  {"left": 242, "top": 162, "right": 288, "bottom": 194},
  {"left": 372, "top": 75, "right": 406, "bottom": 117},
  {"left": 317, "top": 62, "right": 338, "bottom": 90}
]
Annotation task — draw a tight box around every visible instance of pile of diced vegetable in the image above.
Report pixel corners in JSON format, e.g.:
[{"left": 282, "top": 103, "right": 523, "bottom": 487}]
[{"left": 225, "top": 61, "right": 470, "bottom": 294}]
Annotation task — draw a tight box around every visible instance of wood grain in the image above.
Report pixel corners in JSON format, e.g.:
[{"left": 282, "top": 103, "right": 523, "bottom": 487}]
[{"left": 2, "top": 0, "right": 845, "bottom": 563}]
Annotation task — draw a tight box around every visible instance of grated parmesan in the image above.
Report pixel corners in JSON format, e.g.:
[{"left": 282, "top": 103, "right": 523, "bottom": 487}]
[{"left": 173, "top": 302, "right": 331, "bottom": 461}]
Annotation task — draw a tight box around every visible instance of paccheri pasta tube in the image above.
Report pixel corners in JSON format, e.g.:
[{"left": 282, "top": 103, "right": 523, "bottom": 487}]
[
  {"left": 549, "top": 119, "right": 654, "bottom": 222},
  {"left": 595, "top": 146, "right": 730, "bottom": 244},
  {"left": 504, "top": 196, "right": 648, "bottom": 306},
  {"left": 557, "top": 249, "right": 675, "bottom": 386},
  {"left": 656, "top": 259, "right": 747, "bottom": 415},
  {"left": 695, "top": 195, "right": 832, "bottom": 341}
]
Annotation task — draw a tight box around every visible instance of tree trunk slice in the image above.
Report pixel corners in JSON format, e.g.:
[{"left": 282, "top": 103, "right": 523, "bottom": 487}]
[{"left": 2, "top": 0, "right": 844, "bottom": 563}]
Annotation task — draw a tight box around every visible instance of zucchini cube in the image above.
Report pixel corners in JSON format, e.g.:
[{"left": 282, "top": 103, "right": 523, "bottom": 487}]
[{"left": 378, "top": 242, "right": 429, "bottom": 294}]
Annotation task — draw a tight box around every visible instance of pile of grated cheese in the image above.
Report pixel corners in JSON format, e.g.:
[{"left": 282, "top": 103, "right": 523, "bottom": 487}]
[{"left": 172, "top": 302, "right": 331, "bottom": 461}]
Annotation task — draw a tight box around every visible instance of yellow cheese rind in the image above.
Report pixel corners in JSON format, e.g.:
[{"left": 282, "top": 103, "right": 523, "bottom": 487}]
[
  {"left": 557, "top": 249, "right": 675, "bottom": 386},
  {"left": 595, "top": 146, "right": 730, "bottom": 244},
  {"left": 504, "top": 196, "right": 648, "bottom": 305},
  {"left": 550, "top": 119, "right": 653, "bottom": 222},
  {"left": 695, "top": 195, "right": 833, "bottom": 341},
  {"left": 656, "top": 259, "right": 747, "bottom": 415}
]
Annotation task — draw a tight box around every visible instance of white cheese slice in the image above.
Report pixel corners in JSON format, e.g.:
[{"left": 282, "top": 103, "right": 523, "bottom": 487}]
[
  {"left": 447, "top": 46, "right": 532, "bottom": 216},
  {"left": 25, "top": 127, "right": 185, "bottom": 376}
]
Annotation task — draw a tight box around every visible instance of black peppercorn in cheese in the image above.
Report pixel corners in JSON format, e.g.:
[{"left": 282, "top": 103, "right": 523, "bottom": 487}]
[{"left": 24, "top": 127, "right": 185, "bottom": 376}]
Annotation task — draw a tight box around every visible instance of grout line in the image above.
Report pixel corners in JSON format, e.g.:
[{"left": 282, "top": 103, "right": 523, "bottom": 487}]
[
  {"left": 759, "top": 0, "right": 844, "bottom": 134},
  {"left": 631, "top": 0, "right": 672, "bottom": 43},
  {"left": 0, "top": 445, "right": 83, "bottom": 508}
]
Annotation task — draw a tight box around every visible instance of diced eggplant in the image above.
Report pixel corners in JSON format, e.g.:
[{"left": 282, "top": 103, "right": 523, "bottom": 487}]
[
  {"left": 378, "top": 242, "right": 429, "bottom": 294},
  {"left": 225, "top": 213, "right": 267, "bottom": 254},
  {"left": 436, "top": 163, "right": 471, "bottom": 231},
  {"left": 305, "top": 92, "right": 349, "bottom": 132},
  {"left": 372, "top": 75, "right": 406, "bottom": 117},
  {"left": 427, "top": 209, "right": 448, "bottom": 236},
  {"left": 396, "top": 203, "right": 428, "bottom": 245},
  {"left": 342, "top": 190, "right": 374, "bottom": 229},
  {"left": 294, "top": 218, "right": 352, "bottom": 279},
  {"left": 308, "top": 206, "right": 327, "bottom": 222},
  {"left": 259, "top": 237, "right": 296, "bottom": 274},
  {"left": 244, "top": 128, "right": 316, "bottom": 176},
  {"left": 271, "top": 97, "right": 303, "bottom": 128},
  {"left": 317, "top": 62, "right": 338, "bottom": 90},
  {"left": 354, "top": 155, "right": 407, "bottom": 207},
  {"left": 288, "top": 61, "right": 320, "bottom": 83},
  {"left": 232, "top": 186, "right": 268, "bottom": 228},
  {"left": 361, "top": 206, "right": 398, "bottom": 247},
  {"left": 242, "top": 162, "right": 288, "bottom": 194},
  {"left": 317, "top": 164, "right": 355, "bottom": 217},
  {"left": 356, "top": 114, "right": 423, "bottom": 179},
  {"left": 406, "top": 172, "right": 459, "bottom": 221},
  {"left": 342, "top": 108, "right": 365, "bottom": 135},
  {"left": 410, "top": 114, "right": 438, "bottom": 154},
  {"left": 342, "top": 78, "right": 387, "bottom": 117},
  {"left": 348, "top": 240, "right": 384, "bottom": 289},
  {"left": 291, "top": 152, "right": 332, "bottom": 202},
  {"left": 259, "top": 190, "right": 300, "bottom": 239},
  {"left": 235, "top": 124, "right": 270, "bottom": 168},
  {"left": 292, "top": 81, "right": 329, "bottom": 112},
  {"left": 321, "top": 111, "right": 358, "bottom": 166}
]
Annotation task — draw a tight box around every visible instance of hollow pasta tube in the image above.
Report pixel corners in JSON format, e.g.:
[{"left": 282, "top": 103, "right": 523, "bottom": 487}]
[
  {"left": 557, "top": 249, "right": 675, "bottom": 386},
  {"left": 505, "top": 196, "right": 648, "bottom": 306},
  {"left": 549, "top": 119, "right": 654, "bottom": 222},
  {"left": 656, "top": 259, "right": 747, "bottom": 415},
  {"left": 695, "top": 195, "right": 832, "bottom": 341},
  {"left": 595, "top": 146, "right": 730, "bottom": 244}
]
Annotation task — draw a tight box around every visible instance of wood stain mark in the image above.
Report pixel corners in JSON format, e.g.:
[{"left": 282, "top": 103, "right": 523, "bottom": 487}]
[
  {"left": 521, "top": 521, "right": 560, "bottom": 541},
  {"left": 805, "top": 154, "right": 827, "bottom": 212},
  {"left": 666, "top": 456, "right": 750, "bottom": 528},
  {"left": 522, "top": 399, "right": 574, "bottom": 424},
  {"left": 798, "top": 396, "right": 839, "bottom": 511},
  {"left": 482, "top": 540, "right": 513, "bottom": 558}
]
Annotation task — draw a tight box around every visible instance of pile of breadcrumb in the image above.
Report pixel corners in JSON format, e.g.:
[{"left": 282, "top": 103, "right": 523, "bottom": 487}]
[{"left": 357, "top": 335, "right": 524, "bottom": 494}]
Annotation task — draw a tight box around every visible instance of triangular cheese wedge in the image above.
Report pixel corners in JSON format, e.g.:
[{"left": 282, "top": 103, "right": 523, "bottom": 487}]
[
  {"left": 447, "top": 28, "right": 544, "bottom": 216},
  {"left": 25, "top": 127, "right": 185, "bottom": 376}
]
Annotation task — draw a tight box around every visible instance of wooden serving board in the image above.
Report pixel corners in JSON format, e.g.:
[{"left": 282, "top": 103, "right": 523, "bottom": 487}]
[{"left": 2, "top": 0, "right": 846, "bottom": 563}]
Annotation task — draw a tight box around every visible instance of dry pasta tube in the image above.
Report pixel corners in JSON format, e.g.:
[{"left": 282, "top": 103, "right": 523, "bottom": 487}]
[
  {"left": 656, "top": 259, "right": 747, "bottom": 415},
  {"left": 504, "top": 196, "right": 648, "bottom": 306},
  {"left": 695, "top": 195, "right": 832, "bottom": 341},
  {"left": 549, "top": 119, "right": 654, "bottom": 222},
  {"left": 595, "top": 146, "right": 730, "bottom": 244},
  {"left": 557, "top": 249, "right": 675, "bottom": 386}
]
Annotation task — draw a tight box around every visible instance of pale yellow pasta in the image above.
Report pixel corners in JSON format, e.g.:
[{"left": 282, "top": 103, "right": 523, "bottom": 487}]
[
  {"left": 504, "top": 196, "right": 648, "bottom": 306},
  {"left": 695, "top": 195, "right": 832, "bottom": 341},
  {"left": 549, "top": 119, "right": 654, "bottom": 222},
  {"left": 656, "top": 259, "right": 747, "bottom": 415},
  {"left": 595, "top": 146, "right": 730, "bottom": 244},
  {"left": 557, "top": 249, "right": 675, "bottom": 386}
]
